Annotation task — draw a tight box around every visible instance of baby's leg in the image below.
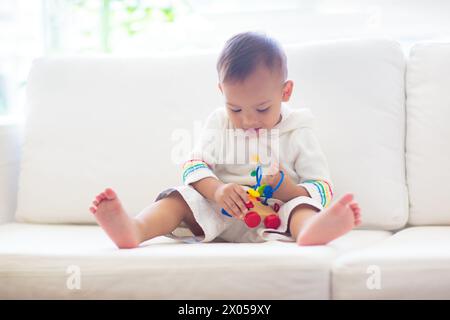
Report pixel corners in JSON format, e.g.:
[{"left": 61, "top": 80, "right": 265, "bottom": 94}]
[
  {"left": 288, "top": 193, "right": 362, "bottom": 246},
  {"left": 89, "top": 188, "right": 201, "bottom": 249}
]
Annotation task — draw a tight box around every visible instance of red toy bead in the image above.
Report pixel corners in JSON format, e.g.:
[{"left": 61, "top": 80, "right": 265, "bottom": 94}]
[
  {"left": 244, "top": 211, "right": 261, "bottom": 228},
  {"left": 273, "top": 203, "right": 280, "bottom": 213},
  {"left": 264, "top": 214, "right": 281, "bottom": 229},
  {"left": 245, "top": 201, "right": 254, "bottom": 209}
]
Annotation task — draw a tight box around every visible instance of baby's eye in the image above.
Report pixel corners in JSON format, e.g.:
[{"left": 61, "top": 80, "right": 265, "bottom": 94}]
[
  {"left": 257, "top": 107, "right": 271, "bottom": 113},
  {"left": 230, "top": 108, "right": 241, "bottom": 113}
]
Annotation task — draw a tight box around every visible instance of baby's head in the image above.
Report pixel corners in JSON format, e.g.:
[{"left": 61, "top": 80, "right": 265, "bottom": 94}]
[{"left": 217, "top": 32, "right": 293, "bottom": 131}]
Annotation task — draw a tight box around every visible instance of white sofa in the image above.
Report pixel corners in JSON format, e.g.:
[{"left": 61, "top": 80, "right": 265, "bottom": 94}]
[{"left": 0, "top": 39, "right": 449, "bottom": 299}]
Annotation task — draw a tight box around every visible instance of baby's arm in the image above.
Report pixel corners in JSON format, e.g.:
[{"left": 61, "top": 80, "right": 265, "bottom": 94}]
[
  {"left": 191, "top": 177, "right": 249, "bottom": 219},
  {"left": 182, "top": 157, "right": 249, "bottom": 218},
  {"left": 265, "top": 170, "right": 311, "bottom": 202},
  {"left": 266, "top": 127, "right": 334, "bottom": 206},
  {"left": 292, "top": 127, "right": 334, "bottom": 208},
  {"left": 190, "top": 176, "right": 223, "bottom": 202}
]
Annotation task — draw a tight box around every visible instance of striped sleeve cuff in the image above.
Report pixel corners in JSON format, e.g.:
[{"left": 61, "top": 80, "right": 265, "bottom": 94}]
[
  {"left": 299, "top": 180, "right": 334, "bottom": 208},
  {"left": 182, "top": 160, "right": 217, "bottom": 185}
]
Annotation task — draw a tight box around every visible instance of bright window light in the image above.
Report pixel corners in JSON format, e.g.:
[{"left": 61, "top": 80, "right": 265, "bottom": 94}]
[{"left": 1, "top": 0, "right": 449, "bottom": 116}]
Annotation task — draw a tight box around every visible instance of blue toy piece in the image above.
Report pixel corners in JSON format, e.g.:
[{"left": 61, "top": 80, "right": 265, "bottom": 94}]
[
  {"left": 221, "top": 208, "right": 232, "bottom": 217},
  {"left": 221, "top": 163, "right": 284, "bottom": 228}
]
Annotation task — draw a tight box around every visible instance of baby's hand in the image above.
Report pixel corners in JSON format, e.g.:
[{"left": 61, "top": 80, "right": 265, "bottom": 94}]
[{"left": 214, "top": 183, "right": 249, "bottom": 219}]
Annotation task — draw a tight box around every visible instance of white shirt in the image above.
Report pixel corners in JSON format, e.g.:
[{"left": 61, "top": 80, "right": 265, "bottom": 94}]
[{"left": 182, "top": 103, "right": 334, "bottom": 208}]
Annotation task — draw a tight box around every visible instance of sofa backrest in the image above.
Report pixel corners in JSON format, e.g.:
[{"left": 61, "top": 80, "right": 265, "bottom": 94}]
[
  {"left": 16, "top": 53, "right": 222, "bottom": 223},
  {"left": 16, "top": 39, "right": 409, "bottom": 230},
  {"left": 406, "top": 43, "right": 450, "bottom": 225},
  {"left": 287, "top": 39, "right": 407, "bottom": 230}
]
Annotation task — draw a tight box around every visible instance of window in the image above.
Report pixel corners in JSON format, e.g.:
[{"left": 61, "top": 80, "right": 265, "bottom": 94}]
[
  {"left": 1, "top": 0, "right": 449, "bottom": 116},
  {"left": 0, "top": 1, "right": 42, "bottom": 117}
]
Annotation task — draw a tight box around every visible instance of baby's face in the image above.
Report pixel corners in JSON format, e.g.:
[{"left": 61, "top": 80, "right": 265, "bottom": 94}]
[{"left": 219, "top": 65, "right": 293, "bottom": 132}]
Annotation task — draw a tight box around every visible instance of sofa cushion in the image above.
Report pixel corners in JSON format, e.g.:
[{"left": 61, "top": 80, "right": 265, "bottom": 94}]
[
  {"left": 17, "top": 53, "right": 221, "bottom": 224},
  {"left": 286, "top": 39, "right": 407, "bottom": 230},
  {"left": 406, "top": 43, "right": 450, "bottom": 225},
  {"left": 17, "top": 39, "right": 408, "bottom": 230},
  {"left": 332, "top": 226, "right": 450, "bottom": 299},
  {"left": 0, "top": 223, "right": 391, "bottom": 299}
]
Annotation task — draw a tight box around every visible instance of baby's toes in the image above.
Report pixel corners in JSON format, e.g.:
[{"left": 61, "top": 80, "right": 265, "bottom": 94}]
[
  {"left": 349, "top": 203, "right": 359, "bottom": 210},
  {"left": 89, "top": 206, "right": 97, "bottom": 214},
  {"left": 354, "top": 212, "right": 361, "bottom": 225},
  {"left": 104, "top": 188, "right": 117, "bottom": 200},
  {"left": 354, "top": 210, "right": 362, "bottom": 220},
  {"left": 350, "top": 203, "right": 360, "bottom": 213}
]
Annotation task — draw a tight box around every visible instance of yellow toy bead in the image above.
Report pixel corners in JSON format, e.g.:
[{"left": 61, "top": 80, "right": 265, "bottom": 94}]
[{"left": 247, "top": 189, "right": 260, "bottom": 198}]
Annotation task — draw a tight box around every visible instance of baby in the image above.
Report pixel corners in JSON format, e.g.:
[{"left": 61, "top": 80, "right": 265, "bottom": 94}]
[{"left": 89, "top": 32, "right": 361, "bottom": 248}]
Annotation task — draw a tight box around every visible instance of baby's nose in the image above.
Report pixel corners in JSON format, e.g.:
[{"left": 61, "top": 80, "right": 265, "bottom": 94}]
[{"left": 242, "top": 119, "right": 258, "bottom": 130}]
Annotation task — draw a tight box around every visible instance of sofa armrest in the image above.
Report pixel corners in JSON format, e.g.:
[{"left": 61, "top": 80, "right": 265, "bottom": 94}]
[{"left": 0, "top": 117, "right": 23, "bottom": 224}]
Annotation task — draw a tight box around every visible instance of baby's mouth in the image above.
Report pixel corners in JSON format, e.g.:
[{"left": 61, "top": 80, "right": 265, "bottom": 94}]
[{"left": 244, "top": 127, "right": 262, "bottom": 137}]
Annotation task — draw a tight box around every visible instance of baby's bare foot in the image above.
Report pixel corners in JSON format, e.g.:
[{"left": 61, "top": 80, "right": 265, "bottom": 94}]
[
  {"left": 297, "top": 193, "right": 361, "bottom": 246},
  {"left": 89, "top": 188, "right": 140, "bottom": 249}
]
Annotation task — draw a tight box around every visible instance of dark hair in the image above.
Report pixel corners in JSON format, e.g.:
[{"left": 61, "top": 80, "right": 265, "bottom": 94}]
[{"left": 216, "top": 31, "right": 287, "bottom": 83}]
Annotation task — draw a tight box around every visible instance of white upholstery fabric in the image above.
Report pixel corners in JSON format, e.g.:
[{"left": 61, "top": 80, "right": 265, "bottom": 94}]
[
  {"left": 406, "top": 43, "right": 450, "bottom": 225},
  {"left": 286, "top": 39, "right": 408, "bottom": 230},
  {"left": 0, "top": 223, "right": 391, "bottom": 299},
  {"left": 0, "top": 121, "right": 23, "bottom": 224},
  {"left": 17, "top": 54, "right": 221, "bottom": 224},
  {"left": 16, "top": 39, "right": 408, "bottom": 231},
  {"left": 332, "top": 227, "right": 450, "bottom": 299}
]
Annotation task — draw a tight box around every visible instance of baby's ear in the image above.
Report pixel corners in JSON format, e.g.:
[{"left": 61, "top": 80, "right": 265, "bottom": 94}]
[
  {"left": 218, "top": 83, "right": 223, "bottom": 94},
  {"left": 282, "top": 80, "right": 294, "bottom": 101}
]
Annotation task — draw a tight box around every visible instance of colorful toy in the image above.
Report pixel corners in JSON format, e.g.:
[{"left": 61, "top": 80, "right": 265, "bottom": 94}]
[{"left": 221, "top": 163, "right": 284, "bottom": 229}]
